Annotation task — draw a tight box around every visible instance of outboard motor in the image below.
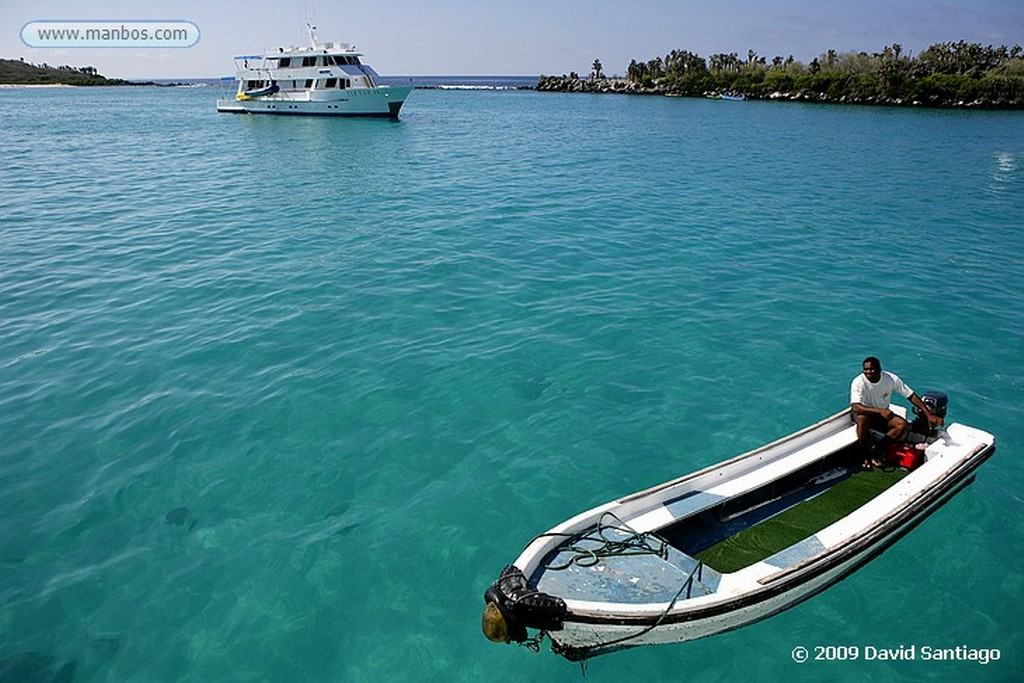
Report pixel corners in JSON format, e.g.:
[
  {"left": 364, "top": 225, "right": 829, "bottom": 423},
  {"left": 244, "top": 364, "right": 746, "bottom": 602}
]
[
  {"left": 909, "top": 390, "right": 948, "bottom": 438},
  {"left": 482, "top": 565, "right": 566, "bottom": 644}
]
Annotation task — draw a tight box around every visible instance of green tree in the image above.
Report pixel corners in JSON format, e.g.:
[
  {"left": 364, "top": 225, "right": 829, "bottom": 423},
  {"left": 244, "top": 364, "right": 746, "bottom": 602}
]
[
  {"left": 627, "top": 59, "right": 645, "bottom": 83},
  {"left": 613, "top": 40, "right": 1024, "bottom": 107},
  {"left": 664, "top": 49, "right": 706, "bottom": 77}
]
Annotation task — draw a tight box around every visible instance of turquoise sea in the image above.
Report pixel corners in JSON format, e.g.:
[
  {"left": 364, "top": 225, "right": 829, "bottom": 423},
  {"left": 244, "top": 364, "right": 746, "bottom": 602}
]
[{"left": 2, "top": 82, "right": 1022, "bottom": 682}]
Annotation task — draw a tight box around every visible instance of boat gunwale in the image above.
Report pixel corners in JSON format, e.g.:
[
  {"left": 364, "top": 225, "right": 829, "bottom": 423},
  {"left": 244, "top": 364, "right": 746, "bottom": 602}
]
[{"left": 618, "top": 408, "right": 853, "bottom": 504}]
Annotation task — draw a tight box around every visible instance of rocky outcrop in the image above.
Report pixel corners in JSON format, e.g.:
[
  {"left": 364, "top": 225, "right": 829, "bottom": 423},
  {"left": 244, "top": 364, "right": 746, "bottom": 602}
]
[
  {"left": 537, "top": 76, "right": 659, "bottom": 95},
  {"left": 535, "top": 75, "right": 1023, "bottom": 109}
]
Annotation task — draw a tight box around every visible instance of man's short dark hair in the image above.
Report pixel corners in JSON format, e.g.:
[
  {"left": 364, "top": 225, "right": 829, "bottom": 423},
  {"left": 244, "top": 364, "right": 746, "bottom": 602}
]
[{"left": 862, "top": 356, "right": 881, "bottom": 368}]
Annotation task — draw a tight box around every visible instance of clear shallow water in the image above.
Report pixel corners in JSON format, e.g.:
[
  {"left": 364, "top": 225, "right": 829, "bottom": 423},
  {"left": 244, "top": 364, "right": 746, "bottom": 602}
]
[{"left": 1, "top": 85, "right": 1022, "bottom": 682}]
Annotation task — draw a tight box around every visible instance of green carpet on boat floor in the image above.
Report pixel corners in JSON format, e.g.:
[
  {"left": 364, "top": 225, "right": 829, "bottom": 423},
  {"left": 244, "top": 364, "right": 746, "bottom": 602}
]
[{"left": 694, "top": 467, "right": 908, "bottom": 573}]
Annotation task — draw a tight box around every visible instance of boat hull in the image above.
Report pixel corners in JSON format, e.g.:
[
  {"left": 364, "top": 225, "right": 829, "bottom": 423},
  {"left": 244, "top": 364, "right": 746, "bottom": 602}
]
[{"left": 216, "top": 86, "right": 412, "bottom": 118}]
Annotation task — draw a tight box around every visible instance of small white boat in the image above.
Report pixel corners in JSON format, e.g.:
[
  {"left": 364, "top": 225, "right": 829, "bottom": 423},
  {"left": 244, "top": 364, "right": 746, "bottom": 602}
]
[
  {"left": 707, "top": 92, "right": 745, "bottom": 101},
  {"left": 216, "top": 24, "right": 412, "bottom": 118},
  {"left": 482, "top": 398, "right": 995, "bottom": 660}
]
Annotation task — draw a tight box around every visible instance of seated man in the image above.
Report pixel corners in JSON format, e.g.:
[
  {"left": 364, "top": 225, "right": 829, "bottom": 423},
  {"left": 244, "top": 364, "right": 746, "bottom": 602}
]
[{"left": 850, "top": 356, "right": 943, "bottom": 468}]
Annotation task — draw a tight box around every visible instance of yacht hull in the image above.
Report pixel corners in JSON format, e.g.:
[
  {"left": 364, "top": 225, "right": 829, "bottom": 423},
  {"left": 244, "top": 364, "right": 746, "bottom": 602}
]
[{"left": 216, "top": 86, "right": 411, "bottom": 118}]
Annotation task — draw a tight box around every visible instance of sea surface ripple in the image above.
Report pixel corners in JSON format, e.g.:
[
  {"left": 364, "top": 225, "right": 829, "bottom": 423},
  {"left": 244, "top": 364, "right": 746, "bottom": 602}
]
[{"left": 1, "top": 85, "right": 1022, "bottom": 682}]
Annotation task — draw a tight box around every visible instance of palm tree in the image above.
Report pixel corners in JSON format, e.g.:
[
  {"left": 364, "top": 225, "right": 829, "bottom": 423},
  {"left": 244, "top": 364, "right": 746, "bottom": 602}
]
[
  {"left": 592, "top": 59, "right": 604, "bottom": 79},
  {"left": 627, "top": 60, "right": 647, "bottom": 83}
]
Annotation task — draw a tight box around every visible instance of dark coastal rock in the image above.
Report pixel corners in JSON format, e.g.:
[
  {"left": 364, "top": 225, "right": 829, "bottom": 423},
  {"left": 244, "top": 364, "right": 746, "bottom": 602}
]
[
  {"left": 535, "top": 74, "right": 1023, "bottom": 109},
  {"left": 537, "top": 76, "right": 656, "bottom": 95}
]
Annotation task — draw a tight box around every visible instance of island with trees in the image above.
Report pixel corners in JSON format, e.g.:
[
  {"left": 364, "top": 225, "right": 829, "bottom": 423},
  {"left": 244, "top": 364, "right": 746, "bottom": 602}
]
[
  {"left": 538, "top": 42, "right": 1024, "bottom": 109},
  {"left": 0, "top": 58, "right": 141, "bottom": 86}
]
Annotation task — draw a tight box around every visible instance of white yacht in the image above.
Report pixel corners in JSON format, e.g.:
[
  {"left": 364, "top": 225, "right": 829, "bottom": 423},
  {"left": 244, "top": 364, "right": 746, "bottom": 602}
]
[{"left": 216, "top": 25, "right": 412, "bottom": 118}]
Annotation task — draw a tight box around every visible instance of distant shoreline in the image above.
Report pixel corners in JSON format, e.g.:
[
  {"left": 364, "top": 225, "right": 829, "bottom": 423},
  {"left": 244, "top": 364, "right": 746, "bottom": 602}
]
[
  {"left": 536, "top": 74, "right": 1024, "bottom": 109},
  {"left": 539, "top": 42, "right": 1024, "bottom": 110},
  {"left": 0, "top": 83, "right": 76, "bottom": 88},
  {"left": 0, "top": 57, "right": 163, "bottom": 86},
  {"left": 0, "top": 63, "right": 536, "bottom": 89}
]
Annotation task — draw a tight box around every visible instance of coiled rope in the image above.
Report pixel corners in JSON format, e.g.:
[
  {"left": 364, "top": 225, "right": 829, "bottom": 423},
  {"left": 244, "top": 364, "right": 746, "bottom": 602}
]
[
  {"left": 532, "top": 511, "right": 704, "bottom": 661},
  {"left": 536, "top": 511, "right": 669, "bottom": 571}
]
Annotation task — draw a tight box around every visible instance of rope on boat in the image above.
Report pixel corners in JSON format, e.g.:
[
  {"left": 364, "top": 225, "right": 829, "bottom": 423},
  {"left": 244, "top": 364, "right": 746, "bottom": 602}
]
[
  {"left": 536, "top": 511, "right": 669, "bottom": 571},
  {"left": 532, "top": 511, "right": 700, "bottom": 660},
  {"left": 520, "top": 630, "right": 546, "bottom": 653},
  {"left": 569, "top": 573, "right": 695, "bottom": 660}
]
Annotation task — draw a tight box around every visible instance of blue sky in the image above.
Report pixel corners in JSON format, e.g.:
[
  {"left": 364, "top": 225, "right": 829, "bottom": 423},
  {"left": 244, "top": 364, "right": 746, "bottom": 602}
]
[{"left": 4, "top": 1, "right": 1023, "bottom": 79}]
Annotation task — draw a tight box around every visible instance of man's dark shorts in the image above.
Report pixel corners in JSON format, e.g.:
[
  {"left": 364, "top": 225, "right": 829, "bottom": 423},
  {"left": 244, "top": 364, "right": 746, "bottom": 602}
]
[{"left": 850, "top": 410, "right": 889, "bottom": 431}]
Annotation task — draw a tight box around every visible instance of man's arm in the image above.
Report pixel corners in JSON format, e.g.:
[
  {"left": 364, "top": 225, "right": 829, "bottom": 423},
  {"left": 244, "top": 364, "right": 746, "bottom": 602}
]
[
  {"left": 851, "top": 402, "right": 896, "bottom": 421},
  {"left": 908, "top": 393, "right": 944, "bottom": 427}
]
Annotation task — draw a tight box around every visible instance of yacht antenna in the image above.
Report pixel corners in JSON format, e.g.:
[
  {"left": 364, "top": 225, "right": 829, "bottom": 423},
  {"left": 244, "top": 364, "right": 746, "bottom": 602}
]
[{"left": 302, "top": 0, "right": 319, "bottom": 47}]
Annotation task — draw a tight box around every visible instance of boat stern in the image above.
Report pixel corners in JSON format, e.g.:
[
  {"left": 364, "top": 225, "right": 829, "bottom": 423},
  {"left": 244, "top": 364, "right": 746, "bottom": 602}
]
[{"left": 481, "top": 564, "right": 567, "bottom": 645}]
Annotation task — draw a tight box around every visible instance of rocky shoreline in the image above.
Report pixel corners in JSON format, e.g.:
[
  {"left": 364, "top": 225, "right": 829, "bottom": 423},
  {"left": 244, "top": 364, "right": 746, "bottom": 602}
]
[{"left": 536, "top": 75, "right": 1024, "bottom": 109}]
